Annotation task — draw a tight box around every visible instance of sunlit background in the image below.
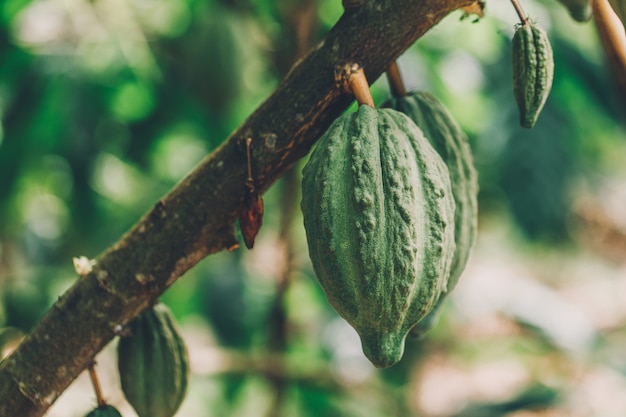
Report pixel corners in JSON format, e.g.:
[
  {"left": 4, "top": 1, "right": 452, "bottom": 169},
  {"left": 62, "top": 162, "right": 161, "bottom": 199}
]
[{"left": 1, "top": 0, "right": 625, "bottom": 416}]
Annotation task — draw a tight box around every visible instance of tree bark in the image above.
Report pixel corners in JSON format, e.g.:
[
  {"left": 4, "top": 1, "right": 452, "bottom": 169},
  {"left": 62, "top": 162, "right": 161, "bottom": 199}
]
[{"left": 0, "top": 0, "right": 471, "bottom": 415}]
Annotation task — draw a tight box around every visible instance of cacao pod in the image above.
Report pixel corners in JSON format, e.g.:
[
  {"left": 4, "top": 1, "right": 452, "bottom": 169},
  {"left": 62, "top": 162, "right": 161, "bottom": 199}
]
[
  {"left": 301, "top": 105, "right": 456, "bottom": 368},
  {"left": 383, "top": 92, "right": 478, "bottom": 337},
  {"left": 117, "top": 303, "right": 188, "bottom": 417},
  {"left": 84, "top": 405, "right": 123, "bottom": 417},
  {"left": 512, "top": 22, "right": 554, "bottom": 129}
]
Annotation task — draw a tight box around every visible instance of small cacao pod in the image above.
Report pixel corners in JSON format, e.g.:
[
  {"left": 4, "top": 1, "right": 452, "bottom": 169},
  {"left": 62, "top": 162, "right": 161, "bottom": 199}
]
[
  {"left": 84, "top": 405, "right": 123, "bottom": 417},
  {"left": 117, "top": 303, "right": 189, "bottom": 417},
  {"left": 512, "top": 22, "right": 554, "bottom": 129},
  {"left": 383, "top": 92, "right": 478, "bottom": 337},
  {"left": 301, "top": 105, "right": 456, "bottom": 368}
]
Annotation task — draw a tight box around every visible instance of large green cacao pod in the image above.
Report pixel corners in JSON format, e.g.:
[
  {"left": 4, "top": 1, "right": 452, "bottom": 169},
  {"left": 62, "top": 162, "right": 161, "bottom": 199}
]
[
  {"left": 512, "top": 22, "right": 554, "bottom": 129},
  {"left": 301, "top": 105, "right": 456, "bottom": 368},
  {"left": 117, "top": 303, "right": 189, "bottom": 417},
  {"left": 84, "top": 405, "right": 123, "bottom": 417},
  {"left": 383, "top": 92, "right": 479, "bottom": 337}
]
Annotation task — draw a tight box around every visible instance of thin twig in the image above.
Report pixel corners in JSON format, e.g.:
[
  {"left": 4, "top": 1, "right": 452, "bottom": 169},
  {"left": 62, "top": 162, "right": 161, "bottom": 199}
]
[
  {"left": 386, "top": 61, "right": 407, "bottom": 97},
  {"left": 348, "top": 66, "right": 375, "bottom": 106},
  {"left": 510, "top": 0, "right": 529, "bottom": 25},
  {"left": 336, "top": 64, "right": 375, "bottom": 107},
  {"left": 87, "top": 363, "right": 106, "bottom": 408},
  {"left": 244, "top": 137, "right": 254, "bottom": 191},
  {"left": 593, "top": 0, "right": 626, "bottom": 101}
]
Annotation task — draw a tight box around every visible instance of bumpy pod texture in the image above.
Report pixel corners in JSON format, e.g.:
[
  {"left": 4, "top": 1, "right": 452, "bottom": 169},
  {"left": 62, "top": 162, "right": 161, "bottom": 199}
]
[
  {"left": 383, "top": 92, "right": 478, "bottom": 337},
  {"left": 118, "top": 303, "right": 189, "bottom": 417},
  {"left": 84, "top": 405, "right": 123, "bottom": 417},
  {"left": 384, "top": 92, "right": 478, "bottom": 291},
  {"left": 301, "top": 105, "right": 456, "bottom": 368},
  {"left": 512, "top": 22, "right": 554, "bottom": 129}
]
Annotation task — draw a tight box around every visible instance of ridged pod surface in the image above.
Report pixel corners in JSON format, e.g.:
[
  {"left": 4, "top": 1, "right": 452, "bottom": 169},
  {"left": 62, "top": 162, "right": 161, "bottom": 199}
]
[
  {"left": 383, "top": 92, "right": 478, "bottom": 292},
  {"left": 118, "top": 303, "right": 189, "bottom": 417},
  {"left": 301, "top": 105, "right": 455, "bottom": 368},
  {"left": 84, "top": 405, "right": 123, "bottom": 417},
  {"left": 512, "top": 22, "right": 554, "bottom": 129},
  {"left": 383, "top": 92, "right": 478, "bottom": 337}
]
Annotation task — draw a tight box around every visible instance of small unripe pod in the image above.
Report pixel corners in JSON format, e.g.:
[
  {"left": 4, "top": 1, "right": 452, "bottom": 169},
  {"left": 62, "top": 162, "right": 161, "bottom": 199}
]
[
  {"left": 512, "top": 22, "right": 554, "bottom": 129},
  {"left": 117, "top": 303, "right": 189, "bottom": 417}
]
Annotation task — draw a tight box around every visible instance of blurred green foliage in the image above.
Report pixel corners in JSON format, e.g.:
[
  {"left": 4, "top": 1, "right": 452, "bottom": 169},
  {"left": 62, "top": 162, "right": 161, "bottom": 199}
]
[{"left": 1, "top": 0, "right": 625, "bottom": 416}]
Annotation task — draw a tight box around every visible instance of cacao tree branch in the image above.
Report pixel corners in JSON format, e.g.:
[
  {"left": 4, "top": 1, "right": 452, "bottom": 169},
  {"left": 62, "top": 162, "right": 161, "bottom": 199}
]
[{"left": 0, "top": 0, "right": 472, "bottom": 415}]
